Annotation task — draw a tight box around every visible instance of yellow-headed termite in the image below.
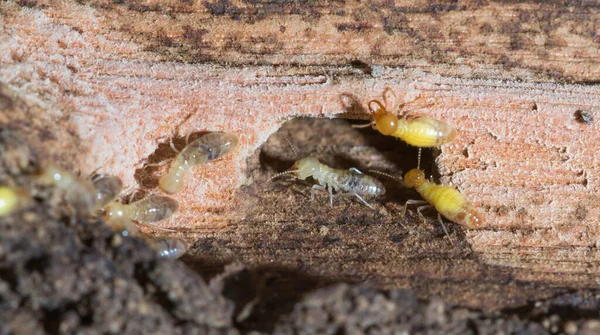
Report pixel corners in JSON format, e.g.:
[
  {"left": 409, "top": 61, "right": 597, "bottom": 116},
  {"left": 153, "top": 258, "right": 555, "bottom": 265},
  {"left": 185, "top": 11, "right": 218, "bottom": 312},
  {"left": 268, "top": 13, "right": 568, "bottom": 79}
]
[
  {"left": 373, "top": 166, "right": 483, "bottom": 245},
  {"left": 103, "top": 195, "right": 179, "bottom": 232},
  {"left": 270, "top": 157, "right": 385, "bottom": 209},
  {"left": 158, "top": 132, "right": 239, "bottom": 194},
  {"left": 0, "top": 186, "right": 20, "bottom": 216},
  {"left": 354, "top": 87, "right": 457, "bottom": 148},
  {"left": 403, "top": 167, "right": 483, "bottom": 229}
]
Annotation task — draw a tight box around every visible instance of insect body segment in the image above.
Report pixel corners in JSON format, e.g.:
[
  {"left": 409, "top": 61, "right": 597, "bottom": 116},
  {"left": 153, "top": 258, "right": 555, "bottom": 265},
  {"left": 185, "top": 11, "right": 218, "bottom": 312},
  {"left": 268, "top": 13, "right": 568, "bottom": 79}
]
[
  {"left": 159, "top": 132, "right": 239, "bottom": 194},
  {"left": 271, "top": 157, "right": 385, "bottom": 209},
  {"left": 104, "top": 195, "right": 179, "bottom": 224},
  {"left": 404, "top": 168, "right": 483, "bottom": 229},
  {"left": 150, "top": 237, "right": 187, "bottom": 259},
  {"left": 92, "top": 174, "right": 123, "bottom": 210}
]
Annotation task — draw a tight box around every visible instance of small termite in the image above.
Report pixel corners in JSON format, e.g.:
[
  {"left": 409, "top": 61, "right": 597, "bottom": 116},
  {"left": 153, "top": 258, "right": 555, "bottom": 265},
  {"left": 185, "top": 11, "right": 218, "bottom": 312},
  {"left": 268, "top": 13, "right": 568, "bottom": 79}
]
[
  {"left": 38, "top": 165, "right": 97, "bottom": 214},
  {"left": 354, "top": 87, "right": 457, "bottom": 147},
  {"left": 372, "top": 168, "right": 483, "bottom": 245},
  {"left": 403, "top": 168, "right": 483, "bottom": 232},
  {"left": 149, "top": 237, "right": 187, "bottom": 259},
  {"left": 92, "top": 174, "right": 123, "bottom": 210},
  {"left": 158, "top": 132, "right": 239, "bottom": 194},
  {"left": 0, "top": 186, "right": 20, "bottom": 216},
  {"left": 270, "top": 157, "right": 385, "bottom": 209},
  {"left": 103, "top": 195, "right": 179, "bottom": 230}
]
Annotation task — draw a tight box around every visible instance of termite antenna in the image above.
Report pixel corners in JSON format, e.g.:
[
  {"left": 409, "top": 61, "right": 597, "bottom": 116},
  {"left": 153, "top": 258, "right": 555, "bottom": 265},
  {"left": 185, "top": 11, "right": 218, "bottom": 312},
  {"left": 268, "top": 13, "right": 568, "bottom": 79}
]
[
  {"left": 136, "top": 221, "right": 176, "bottom": 232},
  {"left": 269, "top": 170, "right": 300, "bottom": 181},
  {"left": 368, "top": 100, "right": 385, "bottom": 113},
  {"left": 417, "top": 148, "right": 422, "bottom": 170},
  {"left": 284, "top": 134, "right": 298, "bottom": 157},
  {"left": 352, "top": 122, "right": 375, "bottom": 129},
  {"left": 369, "top": 170, "right": 404, "bottom": 185}
]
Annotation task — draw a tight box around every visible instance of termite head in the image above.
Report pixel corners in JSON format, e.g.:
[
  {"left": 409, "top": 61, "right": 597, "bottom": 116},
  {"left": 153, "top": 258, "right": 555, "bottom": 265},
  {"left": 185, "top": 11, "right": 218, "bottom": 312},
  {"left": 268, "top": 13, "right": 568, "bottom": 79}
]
[
  {"left": 39, "top": 165, "right": 70, "bottom": 185},
  {"left": 369, "top": 100, "right": 399, "bottom": 135},
  {"left": 292, "top": 157, "right": 320, "bottom": 180},
  {"left": 403, "top": 168, "right": 425, "bottom": 188},
  {"left": 270, "top": 157, "right": 320, "bottom": 181}
]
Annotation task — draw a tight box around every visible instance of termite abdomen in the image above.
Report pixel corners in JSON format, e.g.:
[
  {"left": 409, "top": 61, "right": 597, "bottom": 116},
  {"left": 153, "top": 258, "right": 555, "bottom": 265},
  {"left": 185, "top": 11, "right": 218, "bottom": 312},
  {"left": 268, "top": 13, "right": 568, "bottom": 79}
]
[
  {"left": 150, "top": 237, "right": 187, "bottom": 259},
  {"left": 92, "top": 175, "right": 123, "bottom": 210},
  {"left": 104, "top": 195, "right": 179, "bottom": 223},
  {"left": 159, "top": 132, "right": 238, "bottom": 194}
]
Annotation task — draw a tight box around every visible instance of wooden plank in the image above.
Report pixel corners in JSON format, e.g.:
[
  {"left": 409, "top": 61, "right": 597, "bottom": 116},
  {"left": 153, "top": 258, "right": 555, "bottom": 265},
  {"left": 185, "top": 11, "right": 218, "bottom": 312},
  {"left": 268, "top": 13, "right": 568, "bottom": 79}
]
[{"left": 1, "top": 0, "right": 600, "bottom": 306}]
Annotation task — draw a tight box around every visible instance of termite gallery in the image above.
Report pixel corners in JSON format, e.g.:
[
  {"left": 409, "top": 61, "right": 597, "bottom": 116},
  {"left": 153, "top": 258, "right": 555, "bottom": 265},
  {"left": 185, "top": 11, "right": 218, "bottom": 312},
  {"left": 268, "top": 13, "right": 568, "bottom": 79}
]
[
  {"left": 270, "top": 157, "right": 385, "bottom": 209},
  {"left": 158, "top": 132, "right": 239, "bottom": 194},
  {"left": 355, "top": 87, "right": 457, "bottom": 148}
]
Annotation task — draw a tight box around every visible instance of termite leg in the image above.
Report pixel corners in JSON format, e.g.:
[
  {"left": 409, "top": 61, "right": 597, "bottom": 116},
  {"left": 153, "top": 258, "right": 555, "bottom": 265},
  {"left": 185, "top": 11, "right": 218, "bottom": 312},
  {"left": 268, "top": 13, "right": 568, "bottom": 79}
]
[
  {"left": 327, "top": 184, "right": 334, "bottom": 206},
  {"left": 437, "top": 212, "right": 454, "bottom": 246},
  {"left": 348, "top": 168, "right": 363, "bottom": 174},
  {"left": 416, "top": 205, "right": 453, "bottom": 245},
  {"left": 352, "top": 192, "right": 374, "bottom": 210},
  {"left": 401, "top": 199, "right": 428, "bottom": 217}
]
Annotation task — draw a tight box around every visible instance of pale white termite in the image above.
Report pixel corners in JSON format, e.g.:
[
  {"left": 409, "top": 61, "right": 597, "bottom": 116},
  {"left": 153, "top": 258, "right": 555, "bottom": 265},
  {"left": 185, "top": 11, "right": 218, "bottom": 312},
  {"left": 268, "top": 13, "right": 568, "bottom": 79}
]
[
  {"left": 38, "top": 165, "right": 97, "bottom": 215},
  {"left": 149, "top": 237, "right": 187, "bottom": 259},
  {"left": 103, "top": 195, "right": 179, "bottom": 227},
  {"left": 270, "top": 157, "right": 385, "bottom": 209},
  {"left": 91, "top": 174, "right": 123, "bottom": 210},
  {"left": 158, "top": 132, "right": 238, "bottom": 194}
]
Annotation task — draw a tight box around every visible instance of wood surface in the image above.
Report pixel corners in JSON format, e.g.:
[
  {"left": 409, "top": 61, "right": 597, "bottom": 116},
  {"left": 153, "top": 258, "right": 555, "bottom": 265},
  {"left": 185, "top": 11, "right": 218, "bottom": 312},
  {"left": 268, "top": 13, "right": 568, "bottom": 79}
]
[{"left": 1, "top": 0, "right": 600, "bottom": 309}]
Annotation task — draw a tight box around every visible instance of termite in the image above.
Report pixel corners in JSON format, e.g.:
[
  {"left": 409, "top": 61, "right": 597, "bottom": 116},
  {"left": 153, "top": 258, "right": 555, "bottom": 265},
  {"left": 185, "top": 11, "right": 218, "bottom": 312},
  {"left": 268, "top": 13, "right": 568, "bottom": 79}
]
[
  {"left": 158, "top": 132, "right": 239, "bottom": 194},
  {"left": 402, "top": 167, "right": 483, "bottom": 237},
  {"left": 354, "top": 87, "right": 457, "bottom": 148},
  {"left": 103, "top": 195, "right": 179, "bottom": 231},
  {"left": 108, "top": 217, "right": 186, "bottom": 258},
  {"left": 149, "top": 237, "right": 187, "bottom": 259},
  {"left": 92, "top": 174, "right": 123, "bottom": 210},
  {"left": 270, "top": 157, "right": 385, "bottom": 209},
  {"left": 38, "top": 165, "right": 97, "bottom": 215},
  {"left": 0, "top": 186, "right": 20, "bottom": 216}
]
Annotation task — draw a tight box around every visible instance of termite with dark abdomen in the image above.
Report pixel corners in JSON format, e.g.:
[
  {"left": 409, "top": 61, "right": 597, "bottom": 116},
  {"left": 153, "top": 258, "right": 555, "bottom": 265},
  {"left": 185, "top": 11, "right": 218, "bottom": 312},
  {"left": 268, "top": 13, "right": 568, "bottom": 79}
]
[
  {"left": 103, "top": 195, "right": 179, "bottom": 231},
  {"left": 270, "top": 157, "right": 385, "bottom": 209},
  {"left": 354, "top": 87, "right": 457, "bottom": 148},
  {"left": 159, "top": 132, "right": 239, "bottom": 194}
]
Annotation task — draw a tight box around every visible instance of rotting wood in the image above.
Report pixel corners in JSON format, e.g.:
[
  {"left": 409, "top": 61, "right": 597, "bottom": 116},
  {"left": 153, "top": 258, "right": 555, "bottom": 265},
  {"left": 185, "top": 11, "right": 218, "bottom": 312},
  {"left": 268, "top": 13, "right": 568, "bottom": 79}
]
[{"left": 1, "top": 0, "right": 600, "bottom": 309}]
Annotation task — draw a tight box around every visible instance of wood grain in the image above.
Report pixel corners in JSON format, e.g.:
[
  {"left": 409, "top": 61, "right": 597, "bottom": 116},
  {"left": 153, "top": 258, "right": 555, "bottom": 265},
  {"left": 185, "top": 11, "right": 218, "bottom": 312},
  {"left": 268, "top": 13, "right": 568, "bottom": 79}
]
[{"left": 1, "top": 0, "right": 600, "bottom": 306}]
